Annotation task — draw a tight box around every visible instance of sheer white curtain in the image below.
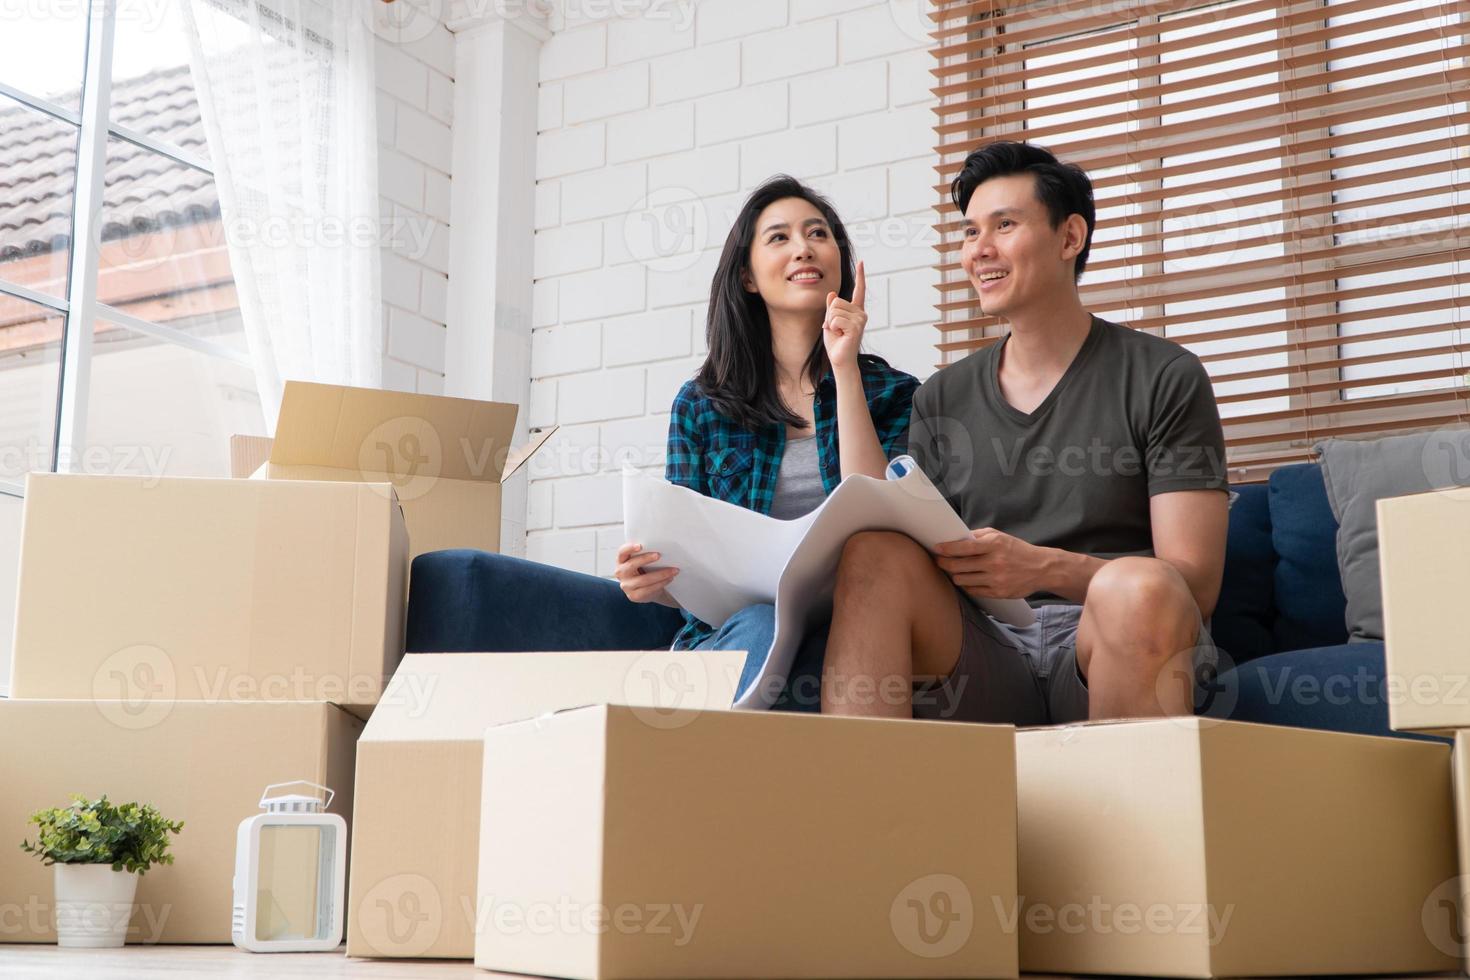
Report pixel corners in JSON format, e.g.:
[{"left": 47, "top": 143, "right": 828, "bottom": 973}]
[{"left": 180, "top": 0, "right": 381, "bottom": 428}]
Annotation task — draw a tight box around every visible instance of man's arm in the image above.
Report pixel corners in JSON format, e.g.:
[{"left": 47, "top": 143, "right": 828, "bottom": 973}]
[
  {"left": 1032, "top": 490, "right": 1227, "bottom": 611},
  {"left": 1146, "top": 488, "right": 1228, "bottom": 619},
  {"left": 935, "top": 489, "right": 1229, "bottom": 614}
]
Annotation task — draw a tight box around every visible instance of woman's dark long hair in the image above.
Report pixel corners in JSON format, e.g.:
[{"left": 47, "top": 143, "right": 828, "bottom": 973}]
[{"left": 695, "top": 175, "right": 856, "bottom": 432}]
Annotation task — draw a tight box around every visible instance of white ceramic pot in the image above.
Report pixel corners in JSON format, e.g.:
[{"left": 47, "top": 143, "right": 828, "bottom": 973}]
[{"left": 53, "top": 864, "right": 139, "bottom": 948}]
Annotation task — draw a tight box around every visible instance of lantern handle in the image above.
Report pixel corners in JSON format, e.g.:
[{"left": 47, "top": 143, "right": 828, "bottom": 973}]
[{"left": 259, "top": 780, "right": 335, "bottom": 810}]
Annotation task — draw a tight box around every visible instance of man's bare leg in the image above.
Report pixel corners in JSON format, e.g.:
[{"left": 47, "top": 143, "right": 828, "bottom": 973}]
[
  {"left": 822, "top": 531, "right": 965, "bottom": 718},
  {"left": 1075, "top": 556, "right": 1201, "bottom": 719}
]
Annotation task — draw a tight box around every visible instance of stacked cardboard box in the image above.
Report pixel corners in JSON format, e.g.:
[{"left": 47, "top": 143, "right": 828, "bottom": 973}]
[
  {"left": 1013, "top": 717, "right": 1457, "bottom": 977},
  {"left": 475, "top": 704, "right": 1023, "bottom": 979},
  {"left": 346, "top": 651, "right": 745, "bottom": 960},
  {"left": 1380, "top": 485, "right": 1470, "bottom": 971},
  {"left": 245, "top": 380, "right": 557, "bottom": 560},
  {"left": 3, "top": 472, "right": 405, "bottom": 943},
  {"left": 991, "top": 484, "right": 1470, "bottom": 978},
  {"left": 3, "top": 382, "right": 554, "bottom": 945}
]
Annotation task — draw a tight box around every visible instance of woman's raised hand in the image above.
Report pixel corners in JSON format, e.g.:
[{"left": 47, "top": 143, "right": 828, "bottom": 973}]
[
  {"left": 823, "top": 260, "right": 867, "bottom": 372},
  {"left": 614, "top": 541, "right": 681, "bottom": 608}
]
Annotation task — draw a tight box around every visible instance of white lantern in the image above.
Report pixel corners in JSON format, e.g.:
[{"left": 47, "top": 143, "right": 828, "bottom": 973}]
[{"left": 231, "top": 781, "right": 346, "bottom": 953}]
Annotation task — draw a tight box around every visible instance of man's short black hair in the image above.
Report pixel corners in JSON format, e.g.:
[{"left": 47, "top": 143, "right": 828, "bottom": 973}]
[{"left": 950, "top": 141, "right": 1096, "bottom": 282}]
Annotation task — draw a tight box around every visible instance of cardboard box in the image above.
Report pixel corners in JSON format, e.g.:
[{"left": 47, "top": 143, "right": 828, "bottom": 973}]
[
  {"left": 1016, "top": 718, "right": 1457, "bottom": 978},
  {"left": 1449, "top": 732, "right": 1470, "bottom": 972},
  {"left": 347, "top": 651, "right": 744, "bottom": 960},
  {"left": 1379, "top": 486, "right": 1470, "bottom": 733},
  {"left": 475, "top": 705, "right": 1020, "bottom": 980},
  {"left": 0, "top": 700, "right": 360, "bottom": 944},
  {"left": 10, "top": 473, "right": 408, "bottom": 718},
  {"left": 258, "top": 381, "right": 557, "bottom": 559},
  {"left": 228, "top": 434, "right": 274, "bottom": 479}
]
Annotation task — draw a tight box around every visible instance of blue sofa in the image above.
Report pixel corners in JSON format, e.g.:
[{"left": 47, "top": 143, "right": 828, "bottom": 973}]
[{"left": 406, "top": 463, "right": 1437, "bottom": 740}]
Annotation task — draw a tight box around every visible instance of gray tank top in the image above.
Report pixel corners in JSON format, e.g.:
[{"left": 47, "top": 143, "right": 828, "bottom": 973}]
[{"left": 768, "top": 435, "right": 825, "bottom": 520}]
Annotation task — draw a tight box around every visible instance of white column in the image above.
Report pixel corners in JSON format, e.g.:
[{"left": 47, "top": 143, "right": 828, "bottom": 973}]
[{"left": 444, "top": 3, "right": 549, "bottom": 557}]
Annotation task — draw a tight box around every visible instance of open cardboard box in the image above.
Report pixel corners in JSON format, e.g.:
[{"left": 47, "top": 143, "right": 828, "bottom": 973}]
[
  {"left": 1015, "top": 716, "right": 1457, "bottom": 978},
  {"left": 0, "top": 700, "right": 360, "bottom": 944},
  {"left": 247, "top": 381, "right": 557, "bottom": 559},
  {"left": 9, "top": 473, "right": 408, "bottom": 718},
  {"left": 347, "top": 651, "right": 745, "bottom": 960},
  {"left": 474, "top": 704, "right": 1020, "bottom": 980},
  {"left": 1378, "top": 485, "right": 1470, "bottom": 734}
]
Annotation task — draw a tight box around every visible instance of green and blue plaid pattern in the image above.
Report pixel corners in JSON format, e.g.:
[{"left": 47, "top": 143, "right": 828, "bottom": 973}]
[{"left": 664, "top": 353, "right": 919, "bottom": 650}]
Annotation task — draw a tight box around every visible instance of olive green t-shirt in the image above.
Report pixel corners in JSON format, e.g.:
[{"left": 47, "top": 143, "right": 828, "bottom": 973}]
[{"left": 907, "top": 315, "right": 1227, "bottom": 603}]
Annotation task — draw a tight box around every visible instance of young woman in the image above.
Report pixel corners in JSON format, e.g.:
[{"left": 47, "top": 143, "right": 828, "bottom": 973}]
[{"left": 614, "top": 175, "right": 920, "bottom": 707}]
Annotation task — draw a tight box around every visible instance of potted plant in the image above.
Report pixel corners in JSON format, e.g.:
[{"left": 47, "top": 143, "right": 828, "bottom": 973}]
[{"left": 20, "top": 795, "right": 184, "bottom": 948}]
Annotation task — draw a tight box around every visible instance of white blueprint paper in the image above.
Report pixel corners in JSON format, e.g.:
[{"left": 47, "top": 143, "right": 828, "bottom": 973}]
[{"left": 622, "top": 456, "right": 1036, "bottom": 709}]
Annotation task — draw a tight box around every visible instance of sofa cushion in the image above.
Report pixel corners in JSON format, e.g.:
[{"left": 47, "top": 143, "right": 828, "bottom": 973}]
[
  {"left": 1205, "top": 641, "right": 1446, "bottom": 743},
  {"left": 405, "top": 549, "right": 685, "bottom": 653},
  {"left": 1268, "top": 464, "right": 1348, "bottom": 652},
  {"left": 1211, "top": 483, "right": 1275, "bottom": 663},
  {"left": 1317, "top": 428, "right": 1470, "bottom": 642}
]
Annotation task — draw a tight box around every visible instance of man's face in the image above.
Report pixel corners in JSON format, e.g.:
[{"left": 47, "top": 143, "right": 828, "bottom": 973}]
[{"left": 959, "top": 173, "right": 1082, "bottom": 319}]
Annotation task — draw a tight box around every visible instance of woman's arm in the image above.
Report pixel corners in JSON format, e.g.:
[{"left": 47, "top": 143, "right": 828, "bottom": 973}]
[
  {"left": 614, "top": 382, "right": 707, "bottom": 609},
  {"left": 824, "top": 261, "right": 893, "bottom": 481},
  {"left": 834, "top": 368, "right": 891, "bottom": 480}
]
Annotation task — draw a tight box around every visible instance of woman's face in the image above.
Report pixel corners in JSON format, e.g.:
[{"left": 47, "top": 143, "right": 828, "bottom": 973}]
[{"left": 743, "top": 196, "right": 843, "bottom": 316}]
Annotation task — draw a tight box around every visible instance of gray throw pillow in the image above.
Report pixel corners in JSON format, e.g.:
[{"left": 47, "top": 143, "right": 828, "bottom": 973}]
[{"left": 1316, "top": 427, "right": 1470, "bottom": 642}]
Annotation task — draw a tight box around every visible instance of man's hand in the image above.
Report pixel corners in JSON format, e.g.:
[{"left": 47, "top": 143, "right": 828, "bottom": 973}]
[{"left": 934, "top": 528, "right": 1050, "bottom": 600}]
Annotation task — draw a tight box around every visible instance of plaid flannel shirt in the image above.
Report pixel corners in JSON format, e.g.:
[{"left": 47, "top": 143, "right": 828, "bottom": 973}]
[{"left": 664, "top": 353, "right": 920, "bottom": 650}]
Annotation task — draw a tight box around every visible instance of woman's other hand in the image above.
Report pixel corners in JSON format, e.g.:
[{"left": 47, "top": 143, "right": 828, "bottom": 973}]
[{"left": 614, "top": 541, "right": 681, "bottom": 608}]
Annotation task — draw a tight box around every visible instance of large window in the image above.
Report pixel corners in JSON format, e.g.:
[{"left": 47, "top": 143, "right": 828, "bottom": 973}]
[
  {"left": 0, "top": 0, "right": 263, "bottom": 495},
  {"left": 929, "top": 0, "right": 1469, "bottom": 481}
]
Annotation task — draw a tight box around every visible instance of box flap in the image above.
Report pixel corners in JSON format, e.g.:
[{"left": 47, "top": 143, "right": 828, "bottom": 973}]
[
  {"left": 360, "top": 651, "right": 744, "bottom": 743},
  {"left": 229, "top": 434, "right": 274, "bottom": 478},
  {"left": 270, "top": 380, "right": 520, "bottom": 484},
  {"left": 501, "top": 425, "right": 559, "bottom": 482}
]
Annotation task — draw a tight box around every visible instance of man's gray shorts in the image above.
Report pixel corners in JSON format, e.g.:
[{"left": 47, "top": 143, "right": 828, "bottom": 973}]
[{"left": 911, "top": 591, "right": 1218, "bottom": 725}]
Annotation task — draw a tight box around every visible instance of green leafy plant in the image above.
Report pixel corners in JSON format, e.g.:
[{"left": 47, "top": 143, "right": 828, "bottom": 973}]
[{"left": 20, "top": 796, "right": 183, "bottom": 875}]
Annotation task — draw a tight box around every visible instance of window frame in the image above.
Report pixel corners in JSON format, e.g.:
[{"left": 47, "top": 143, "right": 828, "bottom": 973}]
[{"left": 0, "top": 0, "right": 252, "bottom": 498}]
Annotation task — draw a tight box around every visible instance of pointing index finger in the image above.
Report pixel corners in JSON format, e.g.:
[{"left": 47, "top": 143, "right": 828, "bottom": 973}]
[{"left": 852, "top": 260, "right": 866, "bottom": 310}]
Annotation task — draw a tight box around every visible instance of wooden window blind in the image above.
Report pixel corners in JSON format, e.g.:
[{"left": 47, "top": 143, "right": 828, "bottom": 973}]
[{"left": 928, "top": 0, "right": 1470, "bottom": 481}]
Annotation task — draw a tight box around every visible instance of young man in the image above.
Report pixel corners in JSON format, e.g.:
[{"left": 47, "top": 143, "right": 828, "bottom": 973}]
[{"left": 822, "top": 141, "right": 1229, "bottom": 723}]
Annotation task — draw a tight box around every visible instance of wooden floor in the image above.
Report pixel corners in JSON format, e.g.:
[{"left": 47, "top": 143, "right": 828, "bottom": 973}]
[{"left": 0, "top": 945, "right": 1461, "bottom": 979}]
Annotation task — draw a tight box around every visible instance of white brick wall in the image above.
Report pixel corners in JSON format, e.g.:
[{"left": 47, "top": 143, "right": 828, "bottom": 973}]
[
  {"left": 525, "top": 3, "right": 941, "bottom": 575},
  {"left": 375, "top": 27, "right": 456, "bottom": 394}
]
